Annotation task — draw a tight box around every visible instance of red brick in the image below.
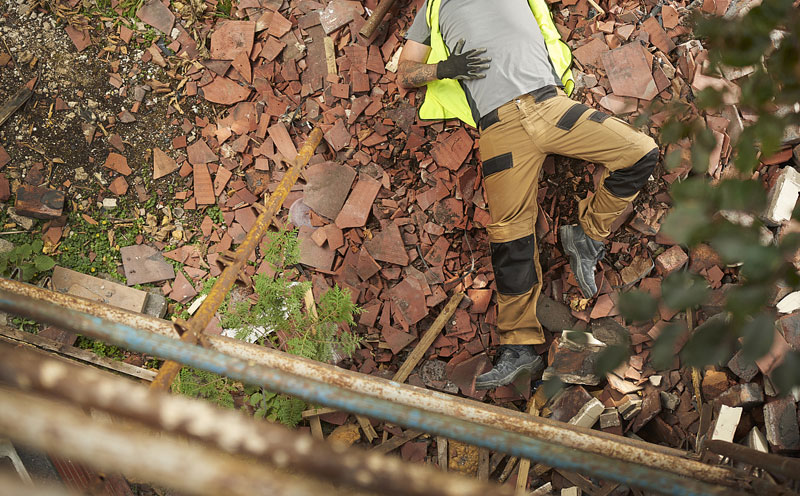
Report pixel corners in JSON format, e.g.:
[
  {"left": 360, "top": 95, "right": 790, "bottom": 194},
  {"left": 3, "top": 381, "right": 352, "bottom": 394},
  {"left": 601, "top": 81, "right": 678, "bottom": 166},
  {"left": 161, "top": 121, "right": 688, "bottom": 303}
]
[{"left": 14, "top": 185, "right": 65, "bottom": 219}]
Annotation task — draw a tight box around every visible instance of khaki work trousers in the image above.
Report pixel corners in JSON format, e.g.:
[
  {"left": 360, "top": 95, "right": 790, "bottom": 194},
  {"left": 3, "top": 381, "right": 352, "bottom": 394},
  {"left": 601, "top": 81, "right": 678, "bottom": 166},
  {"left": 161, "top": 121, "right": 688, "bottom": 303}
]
[{"left": 478, "top": 89, "right": 658, "bottom": 345}]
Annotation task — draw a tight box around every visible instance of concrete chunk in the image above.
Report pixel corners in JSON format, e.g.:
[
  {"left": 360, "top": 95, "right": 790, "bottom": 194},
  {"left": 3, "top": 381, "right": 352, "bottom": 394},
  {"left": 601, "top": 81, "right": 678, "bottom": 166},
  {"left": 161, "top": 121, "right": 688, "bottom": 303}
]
[
  {"left": 763, "top": 166, "right": 800, "bottom": 226},
  {"left": 569, "top": 398, "right": 604, "bottom": 429},
  {"left": 711, "top": 405, "right": 743, "bottom": 442},
  {"left": 599, "top": 408, "right": 621, "bottom": 428}
]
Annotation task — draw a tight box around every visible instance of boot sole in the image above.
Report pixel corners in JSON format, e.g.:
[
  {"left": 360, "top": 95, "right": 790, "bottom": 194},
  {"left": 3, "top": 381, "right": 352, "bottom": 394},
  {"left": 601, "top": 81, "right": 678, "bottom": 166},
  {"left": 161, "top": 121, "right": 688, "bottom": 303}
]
[
  {"left": 474, "top": 357, "right": 544, "bottom": 389},
  {"left": 559, "top": 226, "right": 597, "bottom": 299}
]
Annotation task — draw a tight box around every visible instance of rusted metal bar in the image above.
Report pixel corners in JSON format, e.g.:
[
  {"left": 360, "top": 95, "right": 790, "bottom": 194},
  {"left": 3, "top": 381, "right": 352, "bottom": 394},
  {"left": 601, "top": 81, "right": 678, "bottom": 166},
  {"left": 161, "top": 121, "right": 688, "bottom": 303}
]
[
  {"left": 151, "top": 127, "right": 323, "bottom": 391},
  {"left": 0, "top": 343, "right": 513, "bottom": 496},
  {"left": 359, "top": 0, "right": 397, "bottom": 38},
  {"left": 0, "top": 387, "right": 366, "bottom": 496},
  {"left": 0, "top": 287, "right": 744, "bottom": 496},
  {"left": 0, "top": 278, "right": 744, "bottom": 490},
  {"left": 704, "top": 439, "right": 800, "bottom": 480}
]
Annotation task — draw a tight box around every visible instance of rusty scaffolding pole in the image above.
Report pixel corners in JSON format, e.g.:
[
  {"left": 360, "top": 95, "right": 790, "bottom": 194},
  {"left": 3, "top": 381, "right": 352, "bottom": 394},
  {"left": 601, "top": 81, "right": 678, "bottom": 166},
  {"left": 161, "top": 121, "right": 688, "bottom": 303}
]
[
  {"left": 0, "top": 344, "right": 512, "bottom": 496},
  {"left": 0, "top": 276, "right": 747, "bottom": 490},
  {"left": 0, "top": 284, "right": 751, "bottom": 496}
]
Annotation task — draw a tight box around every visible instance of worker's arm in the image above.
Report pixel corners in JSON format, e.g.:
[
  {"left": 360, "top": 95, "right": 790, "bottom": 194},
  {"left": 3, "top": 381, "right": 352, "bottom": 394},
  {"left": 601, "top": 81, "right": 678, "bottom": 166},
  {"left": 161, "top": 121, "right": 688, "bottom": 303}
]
[{"left": 398, "top": 39, "right": 491, "bottom": 89}]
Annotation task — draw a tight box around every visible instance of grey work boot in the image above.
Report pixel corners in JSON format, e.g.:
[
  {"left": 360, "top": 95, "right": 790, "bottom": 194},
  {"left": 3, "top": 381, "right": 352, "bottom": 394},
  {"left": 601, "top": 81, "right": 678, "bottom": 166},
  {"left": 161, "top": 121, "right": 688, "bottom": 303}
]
[
  {"left": 559, "top": 224, "right": 606, "bottom": 298},
  {"left": 475, "top": 345, "right": 544, "bottom": 390}
]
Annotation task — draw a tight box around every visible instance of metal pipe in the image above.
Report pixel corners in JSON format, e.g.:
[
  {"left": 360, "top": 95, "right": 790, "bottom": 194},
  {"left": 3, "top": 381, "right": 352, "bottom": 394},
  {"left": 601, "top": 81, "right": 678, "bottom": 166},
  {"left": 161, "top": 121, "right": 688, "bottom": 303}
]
[
  {"left": 0, "top": 278, "right": 742, "bottom": 489},
  {"left": 0, "top": 287, "right": 743, "bottom": 496},
  {"left": 151, "top": 127, "right": 324, "bottom": 391},
  {"left": 0, "top": 387, "right": 365, "bottom": 496},
  {"left": 0, "top": 343, "right": 512, "bottom": 496},
  {"left": 704, "top": 439, "right": 800, "bottom": 480}
]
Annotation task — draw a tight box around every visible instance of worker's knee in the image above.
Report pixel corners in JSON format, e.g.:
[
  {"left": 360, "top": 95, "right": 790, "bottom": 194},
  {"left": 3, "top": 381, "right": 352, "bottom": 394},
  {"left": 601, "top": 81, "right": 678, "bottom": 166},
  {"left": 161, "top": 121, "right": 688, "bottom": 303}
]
[
  {"left": 605, "top": 147, "right": 659, "bottom": 198},
  {"left": 490, "top": 233, "right": 537, "bottom": 295}
]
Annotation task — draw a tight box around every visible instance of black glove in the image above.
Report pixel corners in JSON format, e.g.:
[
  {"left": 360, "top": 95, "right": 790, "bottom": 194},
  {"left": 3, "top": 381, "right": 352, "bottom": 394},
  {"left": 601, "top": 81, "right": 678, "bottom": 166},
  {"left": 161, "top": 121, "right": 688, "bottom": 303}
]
[{"left": 435, "top": 39, "right": 491, "bottom": 81}]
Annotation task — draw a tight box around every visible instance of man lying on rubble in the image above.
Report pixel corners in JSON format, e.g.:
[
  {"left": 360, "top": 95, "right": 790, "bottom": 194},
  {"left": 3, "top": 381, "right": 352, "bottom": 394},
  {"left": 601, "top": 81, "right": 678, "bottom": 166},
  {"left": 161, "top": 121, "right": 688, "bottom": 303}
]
[{"left": 397, "top": 0, "right": 659, "bottom": 389}]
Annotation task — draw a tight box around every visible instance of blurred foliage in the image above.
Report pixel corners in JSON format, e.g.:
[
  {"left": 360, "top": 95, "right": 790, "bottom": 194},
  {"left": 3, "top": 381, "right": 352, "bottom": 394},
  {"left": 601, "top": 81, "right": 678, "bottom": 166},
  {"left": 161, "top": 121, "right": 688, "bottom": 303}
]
[{"left": 612, "top": 0, "right": 800, "bottom": 393}]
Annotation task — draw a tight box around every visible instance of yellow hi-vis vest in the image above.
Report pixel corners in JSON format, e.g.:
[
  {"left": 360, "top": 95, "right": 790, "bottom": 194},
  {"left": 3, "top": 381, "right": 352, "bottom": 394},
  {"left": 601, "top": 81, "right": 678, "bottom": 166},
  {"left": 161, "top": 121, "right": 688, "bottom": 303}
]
[{"left": 419, "top": 0, "right": 575, "bottom": 128}]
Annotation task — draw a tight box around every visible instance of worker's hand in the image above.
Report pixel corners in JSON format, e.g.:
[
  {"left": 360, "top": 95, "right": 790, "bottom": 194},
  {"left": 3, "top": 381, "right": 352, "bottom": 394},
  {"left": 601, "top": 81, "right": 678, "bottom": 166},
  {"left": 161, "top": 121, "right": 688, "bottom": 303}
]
[{"left": 436, "top": 39, "right": 491, "bottom": 80}]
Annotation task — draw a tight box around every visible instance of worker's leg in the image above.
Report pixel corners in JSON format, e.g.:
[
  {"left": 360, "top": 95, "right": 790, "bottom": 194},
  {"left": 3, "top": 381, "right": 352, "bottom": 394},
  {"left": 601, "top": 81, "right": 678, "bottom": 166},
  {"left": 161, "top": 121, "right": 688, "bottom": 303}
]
[
  {"left": 478, "top": 99, "right": 548, "bottom": 346},
  {"left": 517, "top": 92, "right": 658, "bottom": 297},
  {"left": 524, "top": 92, "right": 659, "bottom": 240}
]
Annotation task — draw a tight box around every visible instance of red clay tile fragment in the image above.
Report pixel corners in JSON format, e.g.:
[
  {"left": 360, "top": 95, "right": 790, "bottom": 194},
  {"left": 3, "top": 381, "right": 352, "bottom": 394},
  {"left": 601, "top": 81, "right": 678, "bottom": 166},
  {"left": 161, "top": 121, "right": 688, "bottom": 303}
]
[
  {"left": 231, "top": 51, "right": 252, "bottom": 83},
  {"left": 187, "top": 139, "right": 218, "bottom": 165},
  {"left": 0, "top": 175, "right": 9, "bottom": 202},
  {"left": 319, "top": 0, "right": 363, "bottom": 34},
  {"left": 170, "top": 271, "right": 197, "bottom": 303},
  {"left": 601, "top": 43, "right": 659, "bottom": 100},
  {"left": 15, "top": 185, "right": 64, "bottom": 219},
  {"left": 364, "top": 221, "right": 409, "bottom": 266},
  {"left": 573, "top": 37, "right": 609, "bottom": 68},
  {"left": 335, "top": 173, "right": 381, "bottom": 229},
  {"left": 324, "top": 119, "right": 351, "bottom": 152},
  {"left": 0, "top": 144, "right": 9, "bottom": 169},
  {"left": 662, "top": 5, "right": 680, "bottom": 30},
  {"left": 153, "top": 147, "right": 179, "bottom": 179},
  {"left": 136, "top": 0, "right": 175, "bottom": 35},
  {"left": 303, "top": 161, "right": 356, "bottom": 220},
  {"left": 298, "top": 225, "right": 336, "bottom": 271},
  {"left": 120, "top": 244, "right": 176, "bottom": 285},
  {"left": 103, "top": 152, "right": 131, "bottom": 175},
  {"left": 388, "top": 278, "right": 428, "bottom": 325},
  {"left": 65, "top": 25, "right": 90, "bottom": 52},
  {"left": 201, "top": 77, "right": 252, "bottom": 105},
  {"left": 268, "top": 122, "right": 297, "bottom": 160},
  {"left": 382, "top": 326, "right": 416, "bottom": 354},
  {"left": 214, "top": 166, "right": 232, "bottom": 196},
  {"left": 641, "top": 17, "right": 676, "bottom": 54},
  {"left": 109, "top": 176, "right": 129, "bottom": 196},
  {"left": 193, "top": 164, "right": 216, "bottom": 205},
  {"left": 431, "top": 128, "right": 472, "bottom": 171},
  {"left": 210, "top": 21, "right": 255, "bottom": 60},
  {"left": 268, "top": 12, "right": 293, "bottom": 38}
]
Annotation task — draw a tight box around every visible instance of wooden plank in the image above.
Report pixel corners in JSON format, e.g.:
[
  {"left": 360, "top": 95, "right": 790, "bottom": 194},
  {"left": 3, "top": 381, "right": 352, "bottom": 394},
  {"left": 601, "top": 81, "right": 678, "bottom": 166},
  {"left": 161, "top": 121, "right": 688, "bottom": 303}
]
[
  {"left": 324, "top": 36, "right": 337, "bottom": 75},
  {"left": 478, "top": 447, "right": 490, "bottom": 481},
  {"left": 437, "top": 436, "right": 448, "bottom": 471},
  {"left": 310, "top": 415, "right": 324, "bottom": 440},
  {"left": 52, "top": 266, "right": 148, "bottom": 313},
  {"left": 0, "top": 325, "right": 156, "bottom": 381},
  {"left": 302, "top": 406, "right": 337, "bottom": 418},
  {"left": 370, "top": 429, "right": 422, "bottom": 454},
  {"left": 516, "top": 398, "right": 541, "bottom": 494},
  {"left": 0, "top": 85, "right": 33, "bottom": 128},
  {"left": 555, "top": 469, "right": 602, "bottom": 496},
  {"left": 393, "top": 292, "right": 463, "bottom": 383}
]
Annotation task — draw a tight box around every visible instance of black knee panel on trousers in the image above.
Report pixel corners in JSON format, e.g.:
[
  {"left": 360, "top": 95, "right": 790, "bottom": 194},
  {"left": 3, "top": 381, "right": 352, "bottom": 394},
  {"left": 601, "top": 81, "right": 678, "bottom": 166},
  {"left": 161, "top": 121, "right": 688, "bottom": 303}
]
[
  {"left": 604, "top": 148, "right": 659, "bottom": 198},
  {"left": 491, "top": 234, "right": 538, "bottom": 295}
]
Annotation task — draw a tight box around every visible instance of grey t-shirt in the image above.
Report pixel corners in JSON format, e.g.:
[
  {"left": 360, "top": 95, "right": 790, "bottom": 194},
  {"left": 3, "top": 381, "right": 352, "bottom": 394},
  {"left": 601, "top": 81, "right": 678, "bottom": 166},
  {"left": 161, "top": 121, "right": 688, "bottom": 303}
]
[{"left": 406, "top": 0, "right": 562, "bottom": 121}]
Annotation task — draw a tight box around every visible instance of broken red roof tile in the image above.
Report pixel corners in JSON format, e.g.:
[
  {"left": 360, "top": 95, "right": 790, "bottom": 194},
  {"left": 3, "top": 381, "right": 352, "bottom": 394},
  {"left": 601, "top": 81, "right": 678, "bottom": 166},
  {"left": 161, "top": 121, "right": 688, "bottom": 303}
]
[
  {"left": 186, "top": 139, "right": 218, "bottom": 165},
  {"left": 298, "top": 225, "right": 336, "bottom": 271},
  {"left": 431, "top": 128, "right": 473, "bottom": 171},
  {"left": 662, "top": 5, "right": 680, "bottom": 30},
  {"left": 641, "top": 17, "right": 676, "bottom": 54},
  {"left": 303, "top": 161, "right": 357, "bottom": 220},
  {"left": 336, "top": 173, "right": 381, "bottom": 229},
  {"left": 0, "top": 144, "right": 9, "bottom": 169},
  {"left": 382, "top": 326, "right": 416, "bottom": 354},
  {"left": 136, "top": 0, "right": 175, "bottom": 35},
  {"left": 268, "top": 122, "right": 298, "bottom": 161},
  {"left": 193, "top": 164, "right": 216, "bottom": 205},
  {"left": 356, "top": 249, "right": 381, "bottom": 281},
  {"left": 201, "top": 76, "right": 252, "bottom": 105},
  {"left": 120, "top": 244, "right": 175, "bottom": 285},
  {"left": 573, "top": 37, "right": 609, "bottom": 68},
  {"left": 324, "top": 119, "right": 351, "bottom": 152},
  {"left": 231, "top": 51, "right": 252, "bottom": 83},
  {"left": 388, "top": 278, "right": 428, "bottom": 326},
  {"left": 153, "top": 147, "right": 179, "bottom": 179},
  {"left": 170, "top": 271, "right": 198, "bottom": 303},
  {"left": 65, "top": 25, "right": 90, "bottom": 52},
  {"left": 108, "top": 176, "right": 128, "bottom": 196},
  {"left": 364, "top": 221, "right": 409, "bottom": 266},
  {"left": 210, "top": 20, "right": 255, "bottom": 60},
  {"left": 268, "top": 11, "right": 293, "bottom": 38},
  {"left": 213, "top": 165, "right": 232, "bottom": 196},
  {"left": 601, "top": 42, "right": 659, "bottom": 100},
  {"left": 103, "top": 152, "right": 131, "bottom": 176}
]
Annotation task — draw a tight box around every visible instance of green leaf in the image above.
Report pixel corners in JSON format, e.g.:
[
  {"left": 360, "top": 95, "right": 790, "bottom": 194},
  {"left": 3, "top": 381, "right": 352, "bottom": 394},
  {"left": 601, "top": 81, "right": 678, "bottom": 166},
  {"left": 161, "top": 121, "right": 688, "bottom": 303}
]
[
  {"left": 33, "top": 255, "right": 55, "bottom": 271},
  {"left": 249, "top": 393, "right": 263, "bottom": 406},
  {"left": 661, "top": 272, "right": 710, "bottom": 311},
  {"left": 724, "top": 285, "right": 771, "bottom": 319},
  {"left": 31, "top": 240, "right": 43, "bottom": 253},
  {"left": 17, "top": 244, "right": 32, "bottom": 258},
  {"left": 681, "top": 317, "right": 731, "bottom": 367},
  {"left": 618, "top": 290, "right": 657, "bottom": 323},
  {"left": 255, "top": 408, "right": 267, "bottom": 419},
  {"left": 716, "top": 179, "right": 766, "bottom": 212},
  {"left": 771, "top": 351, "right": 800, "bottom": 393},
  {"left": 595, "top": 345, "right": 631, "bottom": 377},
  {"left": 541, "top": 377, "right": 564, "bottom": 399},
  {"left": 740, "top": 313, "right": 775, "bottom": 362},
  {"left": 661, "top": 204, "right": 710, "bottom": 246},
  {"left": 651, "top": 324, "right": 687, "bottom": 370},
  {"left": 20, "top": 264, "right": 36, "bottom": 281}
]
